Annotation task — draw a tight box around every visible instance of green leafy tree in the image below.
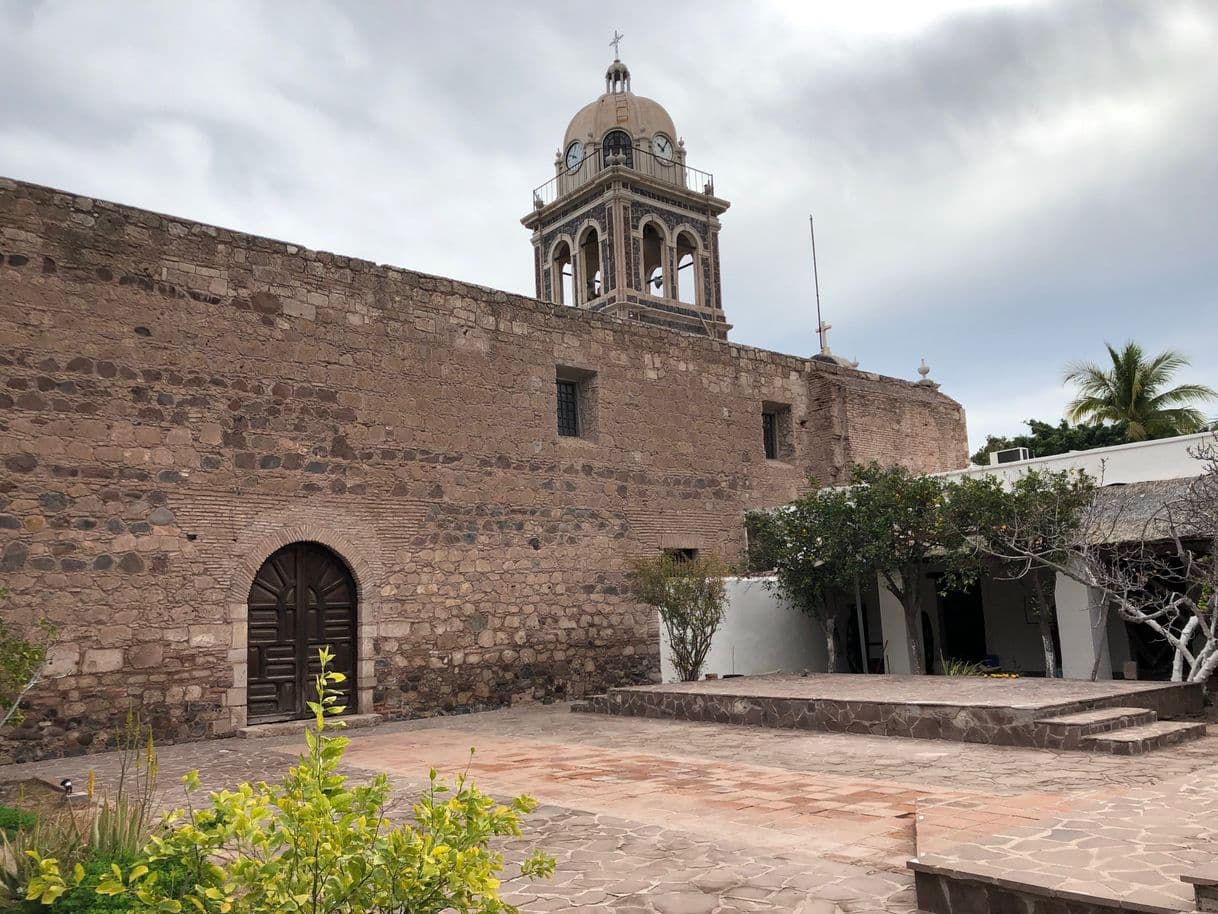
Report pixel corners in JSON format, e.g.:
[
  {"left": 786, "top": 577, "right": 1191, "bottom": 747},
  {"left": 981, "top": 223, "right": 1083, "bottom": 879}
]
[
  {"left": 949, "top": 469, "right": 1096, "bottom": 677},
  {"left": 25, "top": 647, "right": 555, "bottom": 913},
  {"left": 742, "top": 509, "right": 783, "bottom": 575},
  {"left": 970, "top": 419, "right": 1127, "bottom": 465},
  {"left": 847, "top": 463, "right": 976, "bottom": 675},
  {"left": 764, "top": 484, "right": 867, "bottom": 673},
  {"left": 0, "top": 588, "right": 56, "bottom": 730},
  {"left": 1064, "top": 341, "right": 1216, "bottom": 441},
  {"left": 629, "top": 553, "right": 729, "bottom": 681}
]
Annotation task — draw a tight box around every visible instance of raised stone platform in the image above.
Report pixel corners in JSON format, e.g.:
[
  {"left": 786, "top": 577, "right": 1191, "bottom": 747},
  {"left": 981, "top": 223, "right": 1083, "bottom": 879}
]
[
  {"left": 574, "top": 674, "right": 1204, "bottom": 751},
  {"left": 911, "top": 763, "right": 1218, "bottom": 913}
]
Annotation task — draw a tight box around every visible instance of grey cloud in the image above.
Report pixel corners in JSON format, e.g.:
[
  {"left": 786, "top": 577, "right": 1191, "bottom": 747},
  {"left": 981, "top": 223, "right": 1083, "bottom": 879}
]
[{"left": 1, "top": 0, "right": 1214, "bottom": 449}]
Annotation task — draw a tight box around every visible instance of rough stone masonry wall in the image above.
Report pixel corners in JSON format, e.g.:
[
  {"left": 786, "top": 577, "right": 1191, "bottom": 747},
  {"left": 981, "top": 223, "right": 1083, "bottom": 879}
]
[{"left": 0, "top": 177, "right": 968, "bottom": 761}]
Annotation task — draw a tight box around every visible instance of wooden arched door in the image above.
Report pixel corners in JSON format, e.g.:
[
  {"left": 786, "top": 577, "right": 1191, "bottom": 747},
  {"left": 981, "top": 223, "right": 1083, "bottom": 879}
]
[{"left": 246, "top": 542, "right": 357, "bottom": 722}]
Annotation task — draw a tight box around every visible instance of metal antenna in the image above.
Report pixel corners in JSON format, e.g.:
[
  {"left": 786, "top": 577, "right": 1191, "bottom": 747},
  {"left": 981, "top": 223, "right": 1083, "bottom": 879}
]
[{"left": 809, "top": 215, "right": 829, "bottom": 355}]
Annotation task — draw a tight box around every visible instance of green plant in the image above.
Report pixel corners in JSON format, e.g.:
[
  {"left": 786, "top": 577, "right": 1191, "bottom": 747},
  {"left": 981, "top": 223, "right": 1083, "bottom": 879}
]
[
  {"left": 948, "top": 468, "right": 1096, "bottom": 678},
  {"left": 0, "top": 805, "right": 37, "bottom": 839},
  {"left": 86, "top": 714, "right": 160, "bottom": 864},
  {"left": 743, "top": 509, "right": 783, "bottom": 574},
  {"left": 2, "top": 714, "right": 165, "bottom": 910},
  {"left": 1064, "top": 341, "right": 1216, "bottom": 441},
  {"left": 970, "top": 418, "right": 1127, "bottom": 465},
  {"left": 845, "top": 463, "right": 979, "bottom": 675},
  {"left": 20, "top": 857, "right": 189, "bottom": 914},
  {"left": 28, "top": 647, "right": 555, "bottom": 913},
  {"left": 1, "top": 807, "right": 87, "bottom": 907},
  {"left": 0, "top": 590, "right": 57, "bottom": 730},
  {"left": 763, "top": 482, "right": 867, "bottom": 674},
  {"left": 939, "top": 656, "right": 989, "bottom": 677},
  {"left": 628, "top": 553, "right": 729, "bottom": 681}
]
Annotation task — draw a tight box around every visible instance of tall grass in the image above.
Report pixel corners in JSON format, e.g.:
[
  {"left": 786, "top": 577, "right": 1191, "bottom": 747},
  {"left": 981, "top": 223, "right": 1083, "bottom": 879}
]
[{"left": 0, "top": 711, "right": 160, "bottom": 907}]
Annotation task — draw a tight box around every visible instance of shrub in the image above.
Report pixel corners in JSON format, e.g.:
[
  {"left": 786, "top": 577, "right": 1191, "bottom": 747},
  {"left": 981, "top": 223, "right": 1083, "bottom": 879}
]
[
  {"left": 629, "top": 553, "right": 729, "bottom": 681},
  {"left": 2, "top": 714, "right": 161, "bottom": 909},
  {"left": 0, "top": 587, "right": 56, "bottom": 730},
  {"left": 0, "top": 805, "right": 37, "bottom": 839},
  {"left": 25, "top": 647, "right": 555, "bottom": 913},
  {"left": 21, "top": 858, "right": 189, "bottom": 914},
  {"left": 939, "top": 656, "right": 991, "bottom": 677},
  {"left": 742, "top": 510, "right": 783, "bottom": 574}
]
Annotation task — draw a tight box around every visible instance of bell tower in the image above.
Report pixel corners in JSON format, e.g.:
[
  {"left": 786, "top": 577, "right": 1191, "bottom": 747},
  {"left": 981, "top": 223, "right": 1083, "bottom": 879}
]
[{"left": 522, "top": 51, "right": 731, "bottom": 338}]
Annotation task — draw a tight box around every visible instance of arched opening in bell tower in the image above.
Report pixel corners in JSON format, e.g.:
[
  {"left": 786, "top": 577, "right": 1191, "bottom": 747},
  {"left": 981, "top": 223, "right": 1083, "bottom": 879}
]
[
  {"left": 642, "top": 222, "right": 666, "bottom": 297},
  {"left": 602, "top": 129, "right": 634, "bottom": 168},
  {"left": 551, "top": 240, "right": 574, "bottom": 305},
  {"left": 579, "top": 226, "right": 602, "bottom": 300},
  {"left": 676, "top": 230, "right": 699, "bottom": 306}
]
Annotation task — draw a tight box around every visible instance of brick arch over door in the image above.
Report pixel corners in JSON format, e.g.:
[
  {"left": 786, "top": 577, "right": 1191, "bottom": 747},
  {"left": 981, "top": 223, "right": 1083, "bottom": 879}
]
[{"left": 224, "top": 523, "right": 381, "bottom": 730}]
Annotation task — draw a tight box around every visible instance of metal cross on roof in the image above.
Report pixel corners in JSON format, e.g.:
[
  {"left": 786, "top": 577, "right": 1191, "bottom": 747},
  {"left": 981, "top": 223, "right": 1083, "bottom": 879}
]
[{"left": 610, "top": 30, "right": 624, "bottom": 60}]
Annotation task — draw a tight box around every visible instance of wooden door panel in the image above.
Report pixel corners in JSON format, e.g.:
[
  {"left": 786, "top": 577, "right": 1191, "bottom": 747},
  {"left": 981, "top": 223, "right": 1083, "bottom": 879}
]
[{"left": 246, "top": 542, "right": 357, "bottom": 723}]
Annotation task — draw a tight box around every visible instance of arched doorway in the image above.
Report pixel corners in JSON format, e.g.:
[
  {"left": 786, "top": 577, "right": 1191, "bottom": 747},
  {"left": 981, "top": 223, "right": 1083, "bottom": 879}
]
[{"left": 246, "top": 542, "right": 357, "bottom": 722}]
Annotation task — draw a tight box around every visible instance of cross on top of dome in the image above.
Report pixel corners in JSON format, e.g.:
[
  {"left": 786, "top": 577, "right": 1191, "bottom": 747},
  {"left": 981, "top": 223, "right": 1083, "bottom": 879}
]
[{"left": 606, "top": 31, "right": 631, "bottom": 94}]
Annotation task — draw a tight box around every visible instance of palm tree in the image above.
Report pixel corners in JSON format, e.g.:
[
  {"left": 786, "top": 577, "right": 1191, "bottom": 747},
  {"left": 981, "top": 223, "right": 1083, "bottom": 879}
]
[{"left": 1063, "top": 342, "right": 1216, "bottom": 441}]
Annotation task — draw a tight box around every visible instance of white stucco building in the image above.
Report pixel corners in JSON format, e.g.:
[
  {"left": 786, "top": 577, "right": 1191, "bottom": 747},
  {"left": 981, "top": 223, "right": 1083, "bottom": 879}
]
[{"left": 681, "top": 433, "right": 1213, "bottom": 683}]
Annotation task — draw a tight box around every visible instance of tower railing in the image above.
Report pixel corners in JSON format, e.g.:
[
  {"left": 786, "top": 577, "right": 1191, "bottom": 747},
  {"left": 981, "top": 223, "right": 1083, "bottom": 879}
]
[{"left": 531, "top": 147, "right": 715, "bottom": 210}]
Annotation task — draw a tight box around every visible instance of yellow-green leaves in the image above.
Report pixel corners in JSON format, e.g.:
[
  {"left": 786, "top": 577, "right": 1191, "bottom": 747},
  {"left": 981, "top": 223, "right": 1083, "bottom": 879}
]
[
  {"left": 24, "top": 854, "right": 69, "bottom": 904},
  {"left": 41, "top": 647, "right": 555, "bottom": 914}
]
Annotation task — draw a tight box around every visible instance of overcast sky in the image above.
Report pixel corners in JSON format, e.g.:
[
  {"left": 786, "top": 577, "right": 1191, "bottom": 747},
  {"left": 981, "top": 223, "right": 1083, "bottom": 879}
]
[{"left": 2, "top": 0, "right": 1215, "bottom": 450}]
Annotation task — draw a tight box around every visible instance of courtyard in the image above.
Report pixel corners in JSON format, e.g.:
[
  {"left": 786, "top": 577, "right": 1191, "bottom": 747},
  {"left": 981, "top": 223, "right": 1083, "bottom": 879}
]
[{"left": 3, "top": 701, "right": 1215, "bottom": 913}]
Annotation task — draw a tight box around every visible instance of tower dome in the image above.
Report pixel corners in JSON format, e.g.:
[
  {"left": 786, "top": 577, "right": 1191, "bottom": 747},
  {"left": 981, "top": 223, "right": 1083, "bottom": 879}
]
[
  {"left": 523, "top": 49, "right": 730, "bottom": 339},
  {"left": 562, "top": 58, "right": 679, "bottom": 154}
]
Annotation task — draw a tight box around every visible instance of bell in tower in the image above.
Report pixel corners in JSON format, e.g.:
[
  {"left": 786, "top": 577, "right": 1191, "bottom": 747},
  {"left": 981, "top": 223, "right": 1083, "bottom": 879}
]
[{"left": 522, "top": 43, "right": 731, "bottom": 338}]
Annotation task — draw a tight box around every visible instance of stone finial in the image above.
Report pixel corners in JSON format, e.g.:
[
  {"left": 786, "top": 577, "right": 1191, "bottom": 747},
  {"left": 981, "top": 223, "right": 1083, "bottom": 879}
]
[{"left": 916, "top": 358, "right": 940, "bottom": 389}]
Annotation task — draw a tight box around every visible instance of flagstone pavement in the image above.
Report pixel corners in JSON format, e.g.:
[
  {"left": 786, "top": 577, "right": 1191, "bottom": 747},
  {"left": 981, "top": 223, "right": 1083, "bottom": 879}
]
[{"left": 3, "top": 704, "right": 1215, "bottom": 913}]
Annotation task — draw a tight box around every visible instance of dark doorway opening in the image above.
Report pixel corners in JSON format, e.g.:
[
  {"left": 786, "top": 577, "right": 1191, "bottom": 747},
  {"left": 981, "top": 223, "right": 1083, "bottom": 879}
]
[{"left": 940, "top": 586, "right": 988, "bottom": 665}]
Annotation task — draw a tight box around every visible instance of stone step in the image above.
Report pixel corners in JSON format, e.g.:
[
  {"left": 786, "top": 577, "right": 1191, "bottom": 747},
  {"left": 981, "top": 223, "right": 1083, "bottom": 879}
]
[
  {"left": 570, "top": 694, "right": 608, "bottom": 714},
  {"left": 1034, "top": 706, "right": 1158, "bottom": 750},
  {"left": 1082, "top": 720, "right": 1206, "bottom": 755},
  {"left": 237, "top": 713, "right": 383, "bottom": 739},
  {"left": 1182, "top": 863, "right": 1218, "bottom": 912}
]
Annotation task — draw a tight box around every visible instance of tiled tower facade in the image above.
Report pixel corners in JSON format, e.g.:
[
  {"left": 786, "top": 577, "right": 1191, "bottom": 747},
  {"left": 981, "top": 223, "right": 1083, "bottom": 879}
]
[{"left": 523, "top": 57, "right": 730, "bottom": 338}]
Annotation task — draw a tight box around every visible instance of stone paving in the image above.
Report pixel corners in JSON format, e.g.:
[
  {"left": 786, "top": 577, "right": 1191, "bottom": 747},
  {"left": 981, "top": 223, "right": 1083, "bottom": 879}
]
[
  {"left": 912, "top": 770, "right": 1218, "bottom": 912},
  {"left": 3, "top": 704, "right": 1216, "bottom": 913}
]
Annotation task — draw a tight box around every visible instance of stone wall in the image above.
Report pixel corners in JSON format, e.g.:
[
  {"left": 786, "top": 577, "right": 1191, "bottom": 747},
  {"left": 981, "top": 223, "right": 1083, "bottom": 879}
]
[{"left": 0, "top": 177, "right": 969, "bottom": 760}]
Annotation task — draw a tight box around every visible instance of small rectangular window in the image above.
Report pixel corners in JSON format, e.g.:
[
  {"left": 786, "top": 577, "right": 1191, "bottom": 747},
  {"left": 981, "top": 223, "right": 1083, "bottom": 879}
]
[
  {"left": 556, "top": 379, "right": 580, "bottom": 437},
  {"left": 556, "top": 366, "right": 598, "bottom": 441},
  {"left": 761, "top": 401, "right": 794, "bottom": 461},
  {"left": 762, "top": 411, "right": 778, "bottom": 460},
  {"left": 664, "top": 548, "right": 699, "bottom": 565}
]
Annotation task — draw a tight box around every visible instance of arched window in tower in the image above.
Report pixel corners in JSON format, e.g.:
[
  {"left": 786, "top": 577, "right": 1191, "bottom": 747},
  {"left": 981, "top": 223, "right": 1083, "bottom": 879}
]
[
  {"left": 551, "top": 241, "right": 574, "bottom": 306},
  {"left": 580, "top": 226, "right": 602, "bottom": 300},
  {"left": 676, "top": 231, "right": 699, "bottom": 305},
  {"left": 602, "top": 129, "right": 634, "bottom": 168},
  {"left": 642, "top": 222, "right": 665, "bottom": 297}
]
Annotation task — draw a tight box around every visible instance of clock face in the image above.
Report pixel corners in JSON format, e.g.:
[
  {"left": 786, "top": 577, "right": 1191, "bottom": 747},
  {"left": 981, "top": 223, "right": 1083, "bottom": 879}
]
[
  {"left": 565, "top": 140, "right": 584, "bottom": 172},
  {"left": 653, "top": 134, "right": 674, "bottom": 163}
]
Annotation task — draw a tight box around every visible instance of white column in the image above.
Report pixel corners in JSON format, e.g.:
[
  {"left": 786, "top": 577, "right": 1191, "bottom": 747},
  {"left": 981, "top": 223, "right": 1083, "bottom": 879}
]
[
  {"left": 1055, "top": 569, "right": 1112, "bottom": 680},
  {"left": 877, "top": 574, "right": 911, "bottom": 674}
]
